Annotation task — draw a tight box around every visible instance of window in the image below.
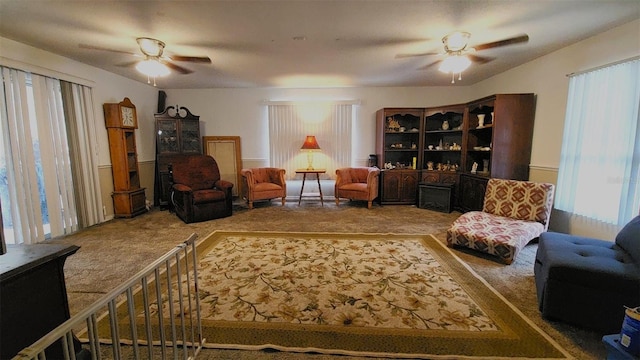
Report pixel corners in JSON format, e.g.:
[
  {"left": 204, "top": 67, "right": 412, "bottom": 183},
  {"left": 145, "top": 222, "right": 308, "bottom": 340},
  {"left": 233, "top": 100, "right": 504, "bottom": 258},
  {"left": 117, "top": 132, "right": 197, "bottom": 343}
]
[
  {"left": 0, "top": 67, "right": 103, "bottom": 245},
  {"left": 555, "top": 58, "right": 640, "bottom": 226},
  {"left": 267, "top": 102, "right": 354, "bottom": 179}
]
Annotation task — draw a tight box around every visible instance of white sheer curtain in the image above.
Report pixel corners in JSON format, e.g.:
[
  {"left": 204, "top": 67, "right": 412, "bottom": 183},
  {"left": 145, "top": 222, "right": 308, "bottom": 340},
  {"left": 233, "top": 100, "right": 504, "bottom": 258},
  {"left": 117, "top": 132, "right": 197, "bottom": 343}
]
[
  {"left": 556, "top": 58, "right": 640, "bottom": 226},
  {"left": 268, "top": 102, "right": 353, "bottom": 179}
]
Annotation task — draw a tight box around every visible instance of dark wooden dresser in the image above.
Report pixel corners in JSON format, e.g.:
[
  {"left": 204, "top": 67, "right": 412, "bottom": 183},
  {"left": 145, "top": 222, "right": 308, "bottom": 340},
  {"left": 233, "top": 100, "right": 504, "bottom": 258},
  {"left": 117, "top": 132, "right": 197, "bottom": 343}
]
[{"left": 0, "top": 243, "right": 79, "bottom": 359}]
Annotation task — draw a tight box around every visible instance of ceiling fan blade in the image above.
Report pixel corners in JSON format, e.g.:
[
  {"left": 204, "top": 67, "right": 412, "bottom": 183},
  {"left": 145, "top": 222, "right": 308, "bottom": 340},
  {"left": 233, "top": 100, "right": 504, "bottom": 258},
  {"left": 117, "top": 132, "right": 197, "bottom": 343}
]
[
  {"left": 79, "top": 43, "right": 138, "bottom": 56},
  {"left": 472, "top": 34, "right": 529, "bottom": 51},
  {"left": 417, "top": 60, "right": 441, "bottom": 70},
  {"left": 115, "top": 61, "right": 139, "bottom": 68},
  {"left": 467, "top": 54, "right": 495, "bottom": 64},
  {"left": 167, "top": 55, "right": 211, "bottom": 63},
  {"left": 395, "top": 52, "right": 441, "bottom": 59},
  {"left": 164, "top": 61, "right": 193, "bottom": 74}
]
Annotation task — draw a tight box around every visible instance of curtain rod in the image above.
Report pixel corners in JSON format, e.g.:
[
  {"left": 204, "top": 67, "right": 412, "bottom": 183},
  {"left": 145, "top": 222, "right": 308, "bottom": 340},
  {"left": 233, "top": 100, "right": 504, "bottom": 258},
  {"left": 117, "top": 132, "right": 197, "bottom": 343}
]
[
  {"left": 566, "top": 55, "right": 640, "bottom": 77},
  {"left": 0, "top": 56, "right": 95, "bottom": 87},
  {"left": 262, "top": 99, "right": 361, "bottom": 105}
]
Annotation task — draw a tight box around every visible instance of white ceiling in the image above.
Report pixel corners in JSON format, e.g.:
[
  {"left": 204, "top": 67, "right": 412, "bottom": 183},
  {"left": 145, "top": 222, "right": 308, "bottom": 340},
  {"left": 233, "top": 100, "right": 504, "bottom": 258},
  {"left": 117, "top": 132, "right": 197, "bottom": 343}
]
[{"left": 0, "top": 1, "right": 638, "bottom": 89}]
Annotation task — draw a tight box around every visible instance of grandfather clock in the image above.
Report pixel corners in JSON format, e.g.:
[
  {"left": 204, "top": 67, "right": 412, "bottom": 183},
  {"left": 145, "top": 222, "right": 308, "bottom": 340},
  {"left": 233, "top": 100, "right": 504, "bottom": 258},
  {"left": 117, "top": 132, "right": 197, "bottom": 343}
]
[{"left": 104, "top": 97, "right": 147, "bottom": 218}]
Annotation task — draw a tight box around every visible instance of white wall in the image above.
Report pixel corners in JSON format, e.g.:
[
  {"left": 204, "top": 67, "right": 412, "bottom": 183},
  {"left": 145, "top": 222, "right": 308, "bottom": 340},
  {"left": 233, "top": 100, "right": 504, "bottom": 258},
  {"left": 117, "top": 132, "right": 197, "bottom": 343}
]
[{"left": 162, "top": 87, "right": 475, "bottom": 168}]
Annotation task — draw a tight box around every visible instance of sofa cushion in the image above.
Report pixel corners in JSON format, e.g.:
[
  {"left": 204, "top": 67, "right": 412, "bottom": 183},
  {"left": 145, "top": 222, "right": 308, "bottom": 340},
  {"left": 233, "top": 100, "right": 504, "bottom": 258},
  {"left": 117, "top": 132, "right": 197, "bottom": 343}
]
[
  {"left": 616, "top": 215, "right": 640, "bottom": 264},
  {"left": 537, "top": 232, "right": 640, "bottom": 293}
]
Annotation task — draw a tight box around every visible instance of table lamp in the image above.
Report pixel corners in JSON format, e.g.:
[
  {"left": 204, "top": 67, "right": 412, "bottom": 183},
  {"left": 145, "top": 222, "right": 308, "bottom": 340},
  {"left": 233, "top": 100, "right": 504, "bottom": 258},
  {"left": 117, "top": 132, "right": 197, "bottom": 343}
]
[{"left": 300, "top": 135, "right": 321, "bottom": 170}]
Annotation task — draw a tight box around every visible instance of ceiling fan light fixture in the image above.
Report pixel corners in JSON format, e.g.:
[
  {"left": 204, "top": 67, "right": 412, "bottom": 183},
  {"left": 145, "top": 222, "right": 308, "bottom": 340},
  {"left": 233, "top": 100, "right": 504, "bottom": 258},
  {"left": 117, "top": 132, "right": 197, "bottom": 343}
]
[
  {"left": 136, "top": 37, "right": 165, "bottom": 57},
  {"left": 439, "top": 55, "right": 471, "bottom": 74},
  {"left": 136, "top": 58, "right": 170, "bottom": 77},
  {"left": 442, "top": 31, "right": 470, "bottom": 52}
]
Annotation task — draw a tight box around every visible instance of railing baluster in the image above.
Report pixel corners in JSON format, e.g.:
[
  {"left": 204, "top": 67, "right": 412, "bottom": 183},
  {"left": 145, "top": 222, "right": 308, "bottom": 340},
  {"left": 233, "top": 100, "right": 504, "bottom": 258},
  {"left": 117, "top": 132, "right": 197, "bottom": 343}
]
[
  {"left": 11, "top": 233, "right": 200, "bottom": 360},
  {"left": 154, "top": 267, "right": 167, "bottom": 360},
  {"left": 141, "top": 276, "right": 154, "bottom": 360}
]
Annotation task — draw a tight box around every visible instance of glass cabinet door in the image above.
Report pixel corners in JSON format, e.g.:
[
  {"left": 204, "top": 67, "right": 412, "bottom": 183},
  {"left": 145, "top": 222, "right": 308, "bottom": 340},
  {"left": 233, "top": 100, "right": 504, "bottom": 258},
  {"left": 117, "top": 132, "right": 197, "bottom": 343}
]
[
  {"left": 180, "top": 119, "right": 201, "bottom": 153},
  {"left": 156, "top": 120, "right": 179, "bottom": 154}
]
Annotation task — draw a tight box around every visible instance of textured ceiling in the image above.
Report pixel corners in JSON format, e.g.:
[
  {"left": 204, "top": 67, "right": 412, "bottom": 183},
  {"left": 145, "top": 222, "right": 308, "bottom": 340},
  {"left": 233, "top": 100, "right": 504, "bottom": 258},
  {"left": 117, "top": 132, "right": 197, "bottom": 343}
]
[{"left": 0, "top": 0, "right": 638, "bottom": 89}]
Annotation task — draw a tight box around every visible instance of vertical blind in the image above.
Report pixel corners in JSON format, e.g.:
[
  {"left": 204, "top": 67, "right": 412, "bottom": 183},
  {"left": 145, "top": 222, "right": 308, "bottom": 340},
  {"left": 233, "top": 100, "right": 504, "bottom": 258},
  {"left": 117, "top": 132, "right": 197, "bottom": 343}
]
[
  {"left": 268, "top": 102, "right": 353, "bottom": 179},
  {"left": 556, "top": 58, "right": 640, "bottom": 226},
  {"left": 0, "top": 66, "right": 102, "bottom": 244}
]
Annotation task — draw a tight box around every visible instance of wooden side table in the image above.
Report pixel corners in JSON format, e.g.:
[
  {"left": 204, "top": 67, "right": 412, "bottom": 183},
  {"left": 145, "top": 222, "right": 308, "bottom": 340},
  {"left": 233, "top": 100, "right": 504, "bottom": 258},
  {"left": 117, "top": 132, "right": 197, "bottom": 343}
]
[{"left": 296, "top": 169, "right": 326, "bottom": 206}]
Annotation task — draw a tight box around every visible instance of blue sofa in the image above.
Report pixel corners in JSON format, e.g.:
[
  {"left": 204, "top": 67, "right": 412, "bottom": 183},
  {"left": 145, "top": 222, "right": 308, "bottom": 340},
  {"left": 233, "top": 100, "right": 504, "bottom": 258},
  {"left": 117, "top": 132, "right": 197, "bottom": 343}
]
[{"left": 534, "top": 215, "right": 640, "bottom": 333}]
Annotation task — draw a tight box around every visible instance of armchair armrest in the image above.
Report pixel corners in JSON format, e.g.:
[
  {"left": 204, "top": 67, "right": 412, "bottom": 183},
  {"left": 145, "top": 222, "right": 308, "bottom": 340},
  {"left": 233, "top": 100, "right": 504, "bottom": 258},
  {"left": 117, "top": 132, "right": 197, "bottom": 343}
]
[
  {"left": 172, "top": 184, "right": 193, "bottom": 193},
  {"left": 270, "top": 168, "right": 286, "bottom": 187},
  {"left": 215, "top": 179, "right": 234, "bottom": 192}
]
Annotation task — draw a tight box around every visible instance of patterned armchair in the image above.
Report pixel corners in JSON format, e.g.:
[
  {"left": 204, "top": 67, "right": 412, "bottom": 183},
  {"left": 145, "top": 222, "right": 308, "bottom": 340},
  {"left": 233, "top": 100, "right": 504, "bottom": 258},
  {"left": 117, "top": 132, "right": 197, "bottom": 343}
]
[
  {"left": 335, "top": 167, "right": 380, "bottom": 209},
  {"left": 447, "top": 178, "right": 555, "bottom": 264},
  {"left": 240, "top": 168, "right": 286, "bottom": 209},
  {"left": 170, "top": 155, "right": 233, "bottom": 223}
]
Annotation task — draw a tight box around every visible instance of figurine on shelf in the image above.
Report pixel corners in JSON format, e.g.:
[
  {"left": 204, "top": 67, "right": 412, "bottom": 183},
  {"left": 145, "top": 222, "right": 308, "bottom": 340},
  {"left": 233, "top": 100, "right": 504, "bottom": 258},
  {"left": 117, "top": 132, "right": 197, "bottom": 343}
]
[
  {"left": 387, "top": 116, "right": 401, "bottom": 132},
  {"left": 427, "top": 161, "right": 434, "bottom": 170},
  {"left": 442, "top": 120, "right": 450, "bottom": 130},
  {"left": 471, "top": 162, "right": 478, "bottom": 174}
]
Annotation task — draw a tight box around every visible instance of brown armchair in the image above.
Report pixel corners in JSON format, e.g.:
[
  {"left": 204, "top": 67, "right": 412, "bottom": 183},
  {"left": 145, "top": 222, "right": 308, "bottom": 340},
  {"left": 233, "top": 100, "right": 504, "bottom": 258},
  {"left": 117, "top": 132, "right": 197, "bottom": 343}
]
[
  {"left": 240, "top": 168, "right": 286, "bottom": 209},
  {"left": 169, "top": 155, "right": 233, "bottom": 223},
  {"left": 335, "top": 167, "right": 380, "bottom": 209}
]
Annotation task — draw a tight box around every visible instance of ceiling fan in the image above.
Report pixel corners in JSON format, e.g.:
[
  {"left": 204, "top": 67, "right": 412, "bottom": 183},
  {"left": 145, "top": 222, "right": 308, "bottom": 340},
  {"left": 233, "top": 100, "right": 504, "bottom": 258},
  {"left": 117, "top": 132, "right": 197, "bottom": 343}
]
[
  {"left": 80, "top": 37, "right": 211, "bottom": 85},
  {"left": 396, "top": 32, "right": 529, "bottom": 83}
]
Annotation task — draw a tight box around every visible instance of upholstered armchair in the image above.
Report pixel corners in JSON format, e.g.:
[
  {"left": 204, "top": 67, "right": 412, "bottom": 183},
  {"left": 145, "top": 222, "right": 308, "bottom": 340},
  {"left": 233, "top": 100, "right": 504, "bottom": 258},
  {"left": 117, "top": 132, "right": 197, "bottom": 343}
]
[
  {"left": 447, "top": 178, "right": 555, "bottom": 264},
  {"left": 334, "top": 167, "right": 380, "bottom": 209},
  {"left": 169, "top": 154, "right": 233, "bottom": 223},
  {"left": 240, "top": 168, "right": 286, "bottom": 209}
]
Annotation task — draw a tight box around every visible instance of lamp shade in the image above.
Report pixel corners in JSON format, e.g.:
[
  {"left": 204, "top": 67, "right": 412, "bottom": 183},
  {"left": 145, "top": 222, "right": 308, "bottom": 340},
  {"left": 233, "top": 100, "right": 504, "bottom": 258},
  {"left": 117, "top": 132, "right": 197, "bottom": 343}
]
[{"left": 300, "top": 135, "right": 321, "bottom": 151}]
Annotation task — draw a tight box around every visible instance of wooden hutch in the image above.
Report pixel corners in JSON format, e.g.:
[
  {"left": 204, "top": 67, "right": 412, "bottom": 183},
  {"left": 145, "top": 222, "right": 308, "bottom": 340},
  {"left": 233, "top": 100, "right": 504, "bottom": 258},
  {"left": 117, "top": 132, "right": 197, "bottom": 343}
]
[{"left": 376, "top": 93, "right": 536, "bottom": 211}]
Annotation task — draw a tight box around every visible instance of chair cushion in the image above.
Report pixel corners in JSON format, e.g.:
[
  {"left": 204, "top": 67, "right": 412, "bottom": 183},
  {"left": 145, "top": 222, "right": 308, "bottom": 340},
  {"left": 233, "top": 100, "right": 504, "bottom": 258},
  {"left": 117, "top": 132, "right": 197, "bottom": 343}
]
[
  {"left": 616, "top": 215, "right": 640, "bottom": 264},
  {"left": 483, "top": 179, "right": 554, "bottom": 229},
  {"left": 339, "top": 183, "right": 368, "bottom": 192},
  {"left": 337, "top": 168, "right": 369, "bottom": 184},
  {"left": 192, "top": 189, "right": 227, "bottom": 204},
  {"left": 254, "top": 183, "right": 283, "bottom": 192},
  {"left": 447, "top": 211, "right": 545, "bottom": 264},
  {"left": 171, "top": 155, "right": 220, "bottom": 191}
]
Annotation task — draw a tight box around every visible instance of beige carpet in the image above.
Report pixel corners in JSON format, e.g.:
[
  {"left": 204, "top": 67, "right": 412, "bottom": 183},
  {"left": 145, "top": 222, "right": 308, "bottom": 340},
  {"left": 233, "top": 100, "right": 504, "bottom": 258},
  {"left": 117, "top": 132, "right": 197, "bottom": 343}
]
[{"left": 50, "top": 199, "right": 605, "bottom": 359}]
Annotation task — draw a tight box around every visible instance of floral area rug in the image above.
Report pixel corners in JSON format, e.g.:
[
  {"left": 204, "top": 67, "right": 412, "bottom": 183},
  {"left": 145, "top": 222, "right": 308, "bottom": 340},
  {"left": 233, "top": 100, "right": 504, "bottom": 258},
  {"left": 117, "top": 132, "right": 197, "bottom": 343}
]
[
  {"left": 189, "top": 231, "right": 569, "bottom": 359},
  {"left": 89, "top": 231, "right": 570, "bottom": 359}
]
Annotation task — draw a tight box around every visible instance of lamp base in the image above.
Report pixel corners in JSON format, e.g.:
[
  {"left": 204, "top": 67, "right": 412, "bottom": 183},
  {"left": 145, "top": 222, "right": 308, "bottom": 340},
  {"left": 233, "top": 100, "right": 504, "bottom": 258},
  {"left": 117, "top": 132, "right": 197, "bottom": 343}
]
[{"left": 306, "top": 151, "right": 315, "bottom": 171}]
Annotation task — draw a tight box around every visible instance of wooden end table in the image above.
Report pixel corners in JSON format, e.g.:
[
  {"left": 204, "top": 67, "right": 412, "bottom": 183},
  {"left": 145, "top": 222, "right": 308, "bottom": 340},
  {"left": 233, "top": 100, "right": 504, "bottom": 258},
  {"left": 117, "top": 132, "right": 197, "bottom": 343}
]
[{"left": 296, "top": 169, "right": 326, "bottom": 206}]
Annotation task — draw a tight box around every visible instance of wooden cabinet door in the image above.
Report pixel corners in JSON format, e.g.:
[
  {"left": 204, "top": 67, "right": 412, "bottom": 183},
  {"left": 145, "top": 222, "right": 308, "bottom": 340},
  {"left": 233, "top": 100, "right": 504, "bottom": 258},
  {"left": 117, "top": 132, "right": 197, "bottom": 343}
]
[
  {"left": 381, "top": 171, "right": 402, "bottom": 203},
  {"left": 421, "top": 171, "right": 440, "bottom": 183},
  {"left": 401, "top": 171, "right": 419, "bottom": 202}
]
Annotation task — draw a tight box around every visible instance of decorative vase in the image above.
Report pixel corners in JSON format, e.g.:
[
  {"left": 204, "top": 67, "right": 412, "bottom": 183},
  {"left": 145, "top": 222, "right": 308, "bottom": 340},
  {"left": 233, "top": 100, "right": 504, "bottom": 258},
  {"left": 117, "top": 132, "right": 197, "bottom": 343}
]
[
  {"left": 442, "top": 120, "right": 450, "bottom": 130},
  {"left": 477, "top": 114, "right": 485, "bottom": 128}
]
